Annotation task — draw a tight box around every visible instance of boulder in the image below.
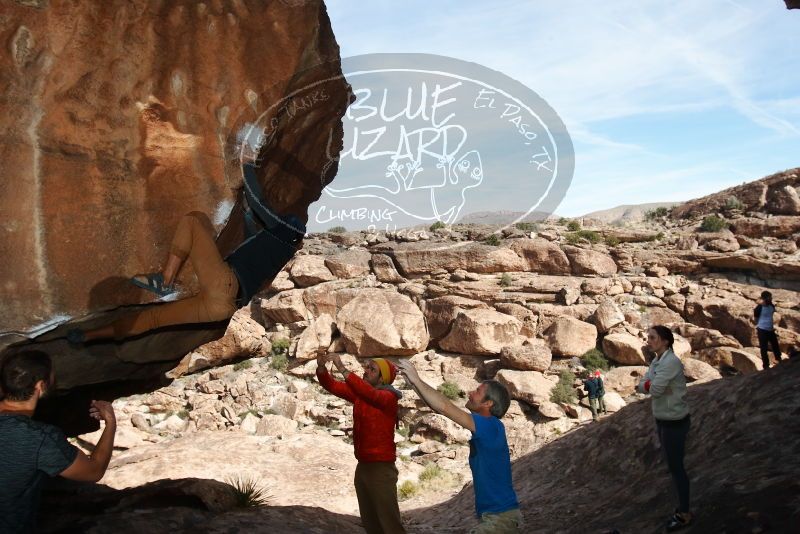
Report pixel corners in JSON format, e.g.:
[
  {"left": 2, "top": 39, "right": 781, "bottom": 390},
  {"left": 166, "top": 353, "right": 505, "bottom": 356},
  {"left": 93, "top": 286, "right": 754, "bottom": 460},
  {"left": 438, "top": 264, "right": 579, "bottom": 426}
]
[
  {"left": 290, "top": 255, "right": 336, "bottom": 287},
  {"left": 732, "top": 349, "right": 763, "bottom": 375},
  {"left": 544, "top": 317, "right": 598, "bottom": 358},
  {"left": 562, "top": 246, "right": 617, "bottom": 276},
  {"left": 267, "top": 270, "right": 296, "bottom": 292},
  {"left": 261, "top": 289, "right": 310, "bottom": 324},
  {"left": 592, "top": 300, "right": 625, "bottom": 334},
  {"left": 495, "top": 369, "right": 556, "bottom": 406},
  {"left": 173, "top": 309, "right": 266, "bottom": 375},
  {"left": 439, "top": 309, "right": 522, "bottom": 356},
  {"left": 411, "top": 413, "right": 472, "bottom": 444},
  {"left": 294, "top": 313, "right": 336, "bottom": 360},
  {"left": 380, "top": 241, "right": 526, "bottom": 276},
  {"left": 336, "top": 289, "right": 429, "bottom": 356},
  {"left": 370, "top": 253, "right": 406, "bottom": 283},
  {"left": 324, "top": 249, "right": 371, "bottom": 279},
  {"left": 537, "top": 401, "right": 565, "bottom": 419},
  {"left": 603, "top": 366, "right": 649, "bottom": 396},
  {"left": 681, "top": 358, "right": 722, "bottom": 383},
  {"left": 509, "top": 238, "right": 571, "bottom": 274},
  {"left": 499, "top": 340, "right": 552, "bottom": 372},
  {"left": 602, "top": 333, "right": 647, "bottom": 365},
  {"left": 602, "top": 391, "right": 626, "bottom": 412},
  {"left": 255, "top": 414, "right": 298, "bottom": 437},
  {"left": 423, "top": 296, "right": 490, "bottom": 342}
]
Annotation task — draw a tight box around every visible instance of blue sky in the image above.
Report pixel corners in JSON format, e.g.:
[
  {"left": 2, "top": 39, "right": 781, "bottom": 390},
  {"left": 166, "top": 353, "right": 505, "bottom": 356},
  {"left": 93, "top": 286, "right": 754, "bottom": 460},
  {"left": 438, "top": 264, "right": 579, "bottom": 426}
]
[{"left": 324, "top": 0, "right": 800, "bottom": 218}]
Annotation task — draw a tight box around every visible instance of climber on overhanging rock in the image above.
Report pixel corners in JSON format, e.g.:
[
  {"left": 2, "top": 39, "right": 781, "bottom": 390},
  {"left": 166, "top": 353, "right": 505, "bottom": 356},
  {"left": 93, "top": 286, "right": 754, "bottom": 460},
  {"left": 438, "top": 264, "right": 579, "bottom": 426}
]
[{"left": 67, "top": 162, "right": 305, "bottom": 344}]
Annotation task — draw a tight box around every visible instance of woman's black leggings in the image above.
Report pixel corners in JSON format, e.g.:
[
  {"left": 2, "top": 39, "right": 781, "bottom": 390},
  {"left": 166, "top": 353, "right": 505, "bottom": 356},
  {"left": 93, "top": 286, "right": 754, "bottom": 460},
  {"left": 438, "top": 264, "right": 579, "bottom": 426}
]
[{"left": 656, "top": 415, "right": 691, "bottom": 513}]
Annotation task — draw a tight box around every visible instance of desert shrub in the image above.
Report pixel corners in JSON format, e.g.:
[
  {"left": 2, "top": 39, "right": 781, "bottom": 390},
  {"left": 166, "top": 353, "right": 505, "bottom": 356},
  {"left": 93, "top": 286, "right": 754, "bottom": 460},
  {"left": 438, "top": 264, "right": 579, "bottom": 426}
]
[
  {"left": 515, "top": 222, "right": 538, "bottom": 232},
  {"left": 226, "top": 475, "right": 270, "bottom": 508},
  {"left": 429, "top": 221, "right": 446, "bottom": 231},
  {"left": 484, "top": 234, "right": 501, "bottom": 246},
  {"left": 437, "top": 381, "right": 463, "bottom": 400},
  {"left": 499, "top": 273, "right": 513, "bottom": 287},
  {"left": 567, "top": 220, "right": 581, "bottom": 231},
  {"left": 233, "top": 360, "right": 253, "bottom": 371},
  {"left": 549, "top": 370, "right": 577, "bottom": 404},
  {"left": 605, "top": 235, "right": 620, "bottom": 247},
  {"left": 645, "top": 207, "right": 669, "bottom": 220},
  {"left": 327, "top": 226, "right": 347, "bottom": 234},
  {"left": 581, "top": 348, "right": 610, "bottom": 371},
  {"left": 699, "top": 215, "right": 727, "bottom": 232},
  {"left": 270, "top": 353, "right": 288, "bottom": 372},
  {"left": 271, "top": 338, "right": 290, "bottom": 356},
  {"left": 397, "top": 480, "right": 418, "bottom": 501},
  {"left": 419, "top": 463, "right": 445, "bottom": 482},
  {"left": 725, "top": 196, "right": 743, "bottom": 210},
  {"left": 567, "top": 230, "right": 601, "bottom": 245}
]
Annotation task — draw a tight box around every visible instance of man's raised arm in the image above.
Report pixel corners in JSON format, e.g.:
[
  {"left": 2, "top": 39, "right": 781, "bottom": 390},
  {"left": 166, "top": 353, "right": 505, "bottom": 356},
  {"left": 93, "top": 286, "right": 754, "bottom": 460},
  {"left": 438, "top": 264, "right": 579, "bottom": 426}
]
[{"left": 396, "top": 360, "right": 475, "bottom": 433}]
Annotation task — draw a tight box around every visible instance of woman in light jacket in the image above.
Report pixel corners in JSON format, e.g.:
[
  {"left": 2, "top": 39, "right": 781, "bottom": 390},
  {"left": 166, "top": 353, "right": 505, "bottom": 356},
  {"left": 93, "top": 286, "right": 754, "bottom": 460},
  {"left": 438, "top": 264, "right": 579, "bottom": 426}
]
[{"left": 638, "top": 325, "right": 692, "bottom": 531}]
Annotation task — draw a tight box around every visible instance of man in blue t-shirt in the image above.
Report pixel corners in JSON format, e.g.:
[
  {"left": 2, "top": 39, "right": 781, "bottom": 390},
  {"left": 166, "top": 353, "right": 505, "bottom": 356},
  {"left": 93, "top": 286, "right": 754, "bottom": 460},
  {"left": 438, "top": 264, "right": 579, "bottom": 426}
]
[
  {"left": 397, "top": 360, "right": 521, "bottom": 533},
  {"left": 0, "top": 350, "right": 118, "bottom": 533}
]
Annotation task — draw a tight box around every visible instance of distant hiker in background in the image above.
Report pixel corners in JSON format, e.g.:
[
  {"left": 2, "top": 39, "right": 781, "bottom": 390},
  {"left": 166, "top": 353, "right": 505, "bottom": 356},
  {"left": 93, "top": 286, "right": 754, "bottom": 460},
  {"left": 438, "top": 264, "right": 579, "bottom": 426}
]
[
  {"left": 583, "top": 371, "right": 604, "bottom": 422},
  {"left": 594, "top": 370, "right": 607, "bottom": 416},
  {"left": 754, "top": 290, "right": 782, "bottom": 369},
  {"left": 315, "top": 350, "right": 405, "bottom": 534},
  {"left": 638, "top": 326, "right": 693, "bottom": 531}
]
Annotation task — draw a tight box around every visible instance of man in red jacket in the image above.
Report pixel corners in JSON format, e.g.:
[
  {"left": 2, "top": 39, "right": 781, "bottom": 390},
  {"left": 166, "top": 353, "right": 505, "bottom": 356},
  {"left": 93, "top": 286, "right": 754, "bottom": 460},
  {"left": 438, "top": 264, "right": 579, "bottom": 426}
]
[{"left": 316, "top": 350, "right": 405, "bottom": 534}]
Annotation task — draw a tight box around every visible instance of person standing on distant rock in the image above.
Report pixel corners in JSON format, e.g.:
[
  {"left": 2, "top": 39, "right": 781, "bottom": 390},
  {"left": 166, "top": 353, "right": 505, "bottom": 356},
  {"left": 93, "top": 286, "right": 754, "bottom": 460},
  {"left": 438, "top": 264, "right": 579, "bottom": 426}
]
[
  {"left": 0, "top": 350, "right": 117, "bottom": 533},
  {"left": 754, "top": 290, "right": 782, "bottom": 369},
  {"left": 396, "top": 360, "right": 521, "bottom": 534},
  {"left": 67, "top": 162, "right": 304, "bottom": 344},
  {"left": 583, "top": 371, "right": 603, "bottom": 422},
  {"left": 315, "top": 350, "right": 405, "bottom": 534},
  {"left": 637, "top": 326, "right": 693, "bottom": 531}
]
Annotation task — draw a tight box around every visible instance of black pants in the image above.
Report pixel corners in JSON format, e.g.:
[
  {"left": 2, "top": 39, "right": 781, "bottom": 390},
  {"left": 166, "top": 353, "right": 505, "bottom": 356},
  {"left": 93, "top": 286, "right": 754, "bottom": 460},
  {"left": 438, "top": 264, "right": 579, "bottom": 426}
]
[
  {"left": 757, "top": 328, "right": 781, "bottom": 368},
  {"left": 656, "top": 415, "right": 691, "bottom": 514}
]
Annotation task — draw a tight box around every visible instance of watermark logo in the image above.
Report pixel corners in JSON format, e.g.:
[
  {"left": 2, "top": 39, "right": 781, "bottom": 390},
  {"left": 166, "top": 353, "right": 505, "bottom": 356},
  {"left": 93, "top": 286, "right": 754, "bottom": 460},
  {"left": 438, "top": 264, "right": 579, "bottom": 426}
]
[
  {"left": 232, "top": 53, "right": 573, "bottom": 235},
  {"left": 318, "top": 53, "right": 573, "bottom": 233}
]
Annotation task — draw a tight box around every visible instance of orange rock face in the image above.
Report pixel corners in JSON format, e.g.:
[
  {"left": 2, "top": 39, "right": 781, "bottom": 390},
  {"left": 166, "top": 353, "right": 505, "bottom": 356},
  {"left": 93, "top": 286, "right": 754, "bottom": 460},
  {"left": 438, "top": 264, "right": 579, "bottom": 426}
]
[{"left": 0, "top": 0, "right": 350, "bottom": 334}]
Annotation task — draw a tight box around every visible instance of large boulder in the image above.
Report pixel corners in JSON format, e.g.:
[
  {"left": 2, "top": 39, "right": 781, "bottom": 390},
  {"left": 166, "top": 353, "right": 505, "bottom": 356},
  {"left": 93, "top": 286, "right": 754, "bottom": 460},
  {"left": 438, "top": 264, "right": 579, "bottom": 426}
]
[
  {"left": 602, "top": 333, "right": 647, "bottom": 366},
  {"left": 682, "top": 357, "right": 722, "bottom": 383},
  {"left": 290, "top": 255, "right": 336, "bottom": 287},
  {"left": 439, "top": 309, "right": 523, "bottom": 356},
  {"left": 499, "top": 340, "right": 552, "bottom": 372},
  {"left": 592, "top": 300, "right": 625, "bottom": 334},
  {"left": 369, "top": 253, "right": 406, "bottom": 283},
  {"left": 336, "top": 289, "right": 429, "bottom": 356},
  {"left": 544, "top": 317, "right": 598, "bottom": 358},
  {"left": 172, "top": 309, "right": 266, "bottom": 375},
  {"left": 294, "top": 313, "right": 336, "bottom": 360},
  {"left": 562, "top": 246, "right": 617, "bottom": 276},
  {"left": 0, "top": 0, "right": 351, "bottom": 437},
  {"left": 261, "top": 289, "right": 310, "bottom": 324},
  {"left": 495, "top": 369, "right": 556, "bottom": 406},
  {"left": 603, "top": 366, "right": 649, "bottom": 396},
  {"left": 423, "top": 296, "right": 490, "bottom": 342},
  {"left": 509, "top": 238, "right": 571, "bottom": 274},
  {"left": 378, "top": 241, "right": 527, "bottom": 276},
  {"left": 324, "top": 249, "right": 371, "bottom": 279},
  {"left": 732, "top": 349, "right": 763, "bottom": 375}
]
